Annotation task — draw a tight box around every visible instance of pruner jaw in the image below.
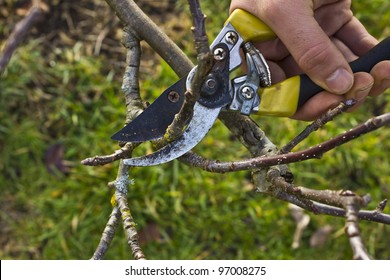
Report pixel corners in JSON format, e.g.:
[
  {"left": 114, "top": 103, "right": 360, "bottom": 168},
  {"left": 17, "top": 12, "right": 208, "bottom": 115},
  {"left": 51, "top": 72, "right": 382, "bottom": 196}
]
[
  {"left": 122, "top": 43, "right": 232, "bottom": 167},
  {"left": 123, "top": 103, "right": 221, "bottom": 166}
]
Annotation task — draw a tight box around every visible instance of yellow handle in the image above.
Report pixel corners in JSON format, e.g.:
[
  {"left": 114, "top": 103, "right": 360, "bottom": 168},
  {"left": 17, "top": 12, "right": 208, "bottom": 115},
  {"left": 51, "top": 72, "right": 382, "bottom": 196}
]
[
  {"left": 226, "top": 9, "right": 276, "bottom": 42},
  {"left": 258, "top": 76, "right": 301, "bottom": 117},
  {"left": 227, "top": 9, "right": 299, "bottom": 117}
]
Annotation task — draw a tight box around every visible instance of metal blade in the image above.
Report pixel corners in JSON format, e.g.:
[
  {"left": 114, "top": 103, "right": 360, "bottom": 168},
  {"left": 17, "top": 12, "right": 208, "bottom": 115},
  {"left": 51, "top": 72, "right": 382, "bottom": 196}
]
[
  {"left": 111, "top": 78, "right": 186, "bottom": 142},
  {"left": 123, "top": 103, "right": 221, "bottom": 166}
]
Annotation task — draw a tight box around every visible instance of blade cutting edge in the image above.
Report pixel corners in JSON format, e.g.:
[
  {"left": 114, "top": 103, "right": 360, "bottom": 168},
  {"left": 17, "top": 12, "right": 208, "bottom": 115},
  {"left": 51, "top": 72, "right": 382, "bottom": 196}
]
[{"left": 123, "top": 103, "right": 221, "bottom": 166}]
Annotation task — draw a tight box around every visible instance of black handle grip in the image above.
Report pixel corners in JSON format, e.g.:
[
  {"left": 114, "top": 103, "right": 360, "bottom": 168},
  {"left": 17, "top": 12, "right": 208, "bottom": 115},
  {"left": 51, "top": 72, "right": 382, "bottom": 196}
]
[{"left": 298, "top": 37, "right": 390, "bottom": 108}]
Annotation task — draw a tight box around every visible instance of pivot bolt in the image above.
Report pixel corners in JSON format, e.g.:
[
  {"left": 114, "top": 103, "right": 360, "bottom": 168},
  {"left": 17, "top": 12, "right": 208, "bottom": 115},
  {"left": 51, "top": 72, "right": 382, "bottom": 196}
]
[
  {"left": 213, "top": 48, "right": 226, "bottom": 60},
  {"left": 240, "top": 86, "right": 255, "bottom": 100},
  {"left": 201, "top": 74, "right": 219, "bottom": 97}
]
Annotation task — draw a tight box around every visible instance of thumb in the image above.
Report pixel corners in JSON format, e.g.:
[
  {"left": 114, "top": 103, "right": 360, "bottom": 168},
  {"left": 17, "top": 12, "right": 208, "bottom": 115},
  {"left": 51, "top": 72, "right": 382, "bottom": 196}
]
[{"left": 259, "top": 4, "right": 354, "bottom": 94}]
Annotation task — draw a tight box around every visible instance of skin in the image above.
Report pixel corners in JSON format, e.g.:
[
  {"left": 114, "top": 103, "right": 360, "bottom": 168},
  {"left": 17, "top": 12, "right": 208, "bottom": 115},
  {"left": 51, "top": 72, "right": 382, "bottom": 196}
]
[{"left": 230, "top": 0, "right": 390, "bottom": 120}]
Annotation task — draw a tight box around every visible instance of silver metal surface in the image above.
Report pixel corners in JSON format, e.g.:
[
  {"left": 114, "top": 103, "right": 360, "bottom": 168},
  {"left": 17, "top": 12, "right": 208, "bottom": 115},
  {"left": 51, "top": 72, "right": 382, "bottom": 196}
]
[
  {"left": 243, "top": 42, "right": 271, "bottom": 87},
  {"left": 123, "top": 103, "right": 221, "bottom": 166},
  {"left": 210, "top": 23, "right": 243, "bottom": 71}
]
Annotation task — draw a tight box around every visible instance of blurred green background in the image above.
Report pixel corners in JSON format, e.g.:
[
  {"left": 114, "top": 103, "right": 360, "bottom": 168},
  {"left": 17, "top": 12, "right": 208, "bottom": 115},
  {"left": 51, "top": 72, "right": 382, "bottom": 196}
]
[{"left": 0, "top": 0, "right": 389, "bottom": 259}]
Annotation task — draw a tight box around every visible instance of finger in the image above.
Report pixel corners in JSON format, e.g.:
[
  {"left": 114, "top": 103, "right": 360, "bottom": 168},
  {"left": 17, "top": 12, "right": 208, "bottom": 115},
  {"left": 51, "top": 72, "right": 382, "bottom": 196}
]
[
  {"left": 292, "top": 72, "right": 373, "bottom": 121},
  {"left": 253, "top": 39, "right": 290, "bottom": 61},
  {"left": 312, "top": 0, "right": 341, "bottom": 9},
  {"left": 331, "top": 37, "right": 358, "bottom": 62},
  {"left": 344, "top": 72, "right": 373, "bottom": 107},
  {"left": 368, "top": 60, "right": 390, "bottom": 96},
  {"left": 314, "top": 0, "right": 353, "bottom": 37},
  {"left": 266, "top": 60, "right": 287, "bottom": 83},
  {"left": 292, "top": 91, "right": 344, "bottom": 121},
  {"left": 336, "top": 17, "right": 378, "bottom": 56},
  {"left": 278, "top": 37, "right": 359, "bottom": 78},
  {"left": 258, "top": 1, "right": 354, "bottom": 94},
  {"left": 278, "top": 55, "right": 302, "bottom": 77}
]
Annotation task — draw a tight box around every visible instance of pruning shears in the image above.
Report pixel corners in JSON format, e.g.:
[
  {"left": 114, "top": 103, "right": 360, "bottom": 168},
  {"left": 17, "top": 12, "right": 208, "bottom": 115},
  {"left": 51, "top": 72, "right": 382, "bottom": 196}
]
[{"left": 111, "top": 9, "right": 390, "bottom": 167}]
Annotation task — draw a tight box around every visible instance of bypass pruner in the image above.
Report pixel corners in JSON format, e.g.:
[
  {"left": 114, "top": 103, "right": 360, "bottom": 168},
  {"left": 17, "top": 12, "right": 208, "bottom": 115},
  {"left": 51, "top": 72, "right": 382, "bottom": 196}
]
[{"left": 111, "top": 9, "right": 390, "bottom": 166}]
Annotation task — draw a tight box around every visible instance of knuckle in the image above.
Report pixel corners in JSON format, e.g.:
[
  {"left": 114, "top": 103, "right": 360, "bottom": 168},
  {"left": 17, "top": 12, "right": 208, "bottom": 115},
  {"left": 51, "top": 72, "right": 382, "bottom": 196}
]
[
  {"left": 260, "top": 1, "right": 287, "bottom": 23},
  {"left": 296, "top": 41, "right": 333, "bottom": 73}
]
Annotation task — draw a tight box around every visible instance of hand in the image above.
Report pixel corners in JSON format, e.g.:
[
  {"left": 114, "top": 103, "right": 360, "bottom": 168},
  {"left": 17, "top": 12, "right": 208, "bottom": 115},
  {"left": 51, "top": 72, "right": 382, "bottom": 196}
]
[{"left": 230, "top": 0, "right": 390, "bottom": 120}]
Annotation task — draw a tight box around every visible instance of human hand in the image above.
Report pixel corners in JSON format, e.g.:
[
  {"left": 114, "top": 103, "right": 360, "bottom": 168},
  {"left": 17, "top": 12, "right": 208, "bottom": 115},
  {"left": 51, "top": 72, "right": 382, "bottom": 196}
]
[{"left": 230, "top": 0, "right": 390, "bottom": 120}]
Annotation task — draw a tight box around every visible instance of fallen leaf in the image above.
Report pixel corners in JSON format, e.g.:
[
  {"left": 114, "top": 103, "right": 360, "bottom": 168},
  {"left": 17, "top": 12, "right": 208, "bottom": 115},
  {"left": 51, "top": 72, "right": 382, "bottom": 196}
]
[{"left": 44, "top": 143, "right": 70, "bottom": 175}]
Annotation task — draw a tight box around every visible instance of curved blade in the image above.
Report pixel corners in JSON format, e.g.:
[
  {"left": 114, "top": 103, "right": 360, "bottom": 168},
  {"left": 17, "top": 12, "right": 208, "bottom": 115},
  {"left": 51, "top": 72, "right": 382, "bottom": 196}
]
[{"left": 123, "top": 103, "right": 221, "bottom": 166}]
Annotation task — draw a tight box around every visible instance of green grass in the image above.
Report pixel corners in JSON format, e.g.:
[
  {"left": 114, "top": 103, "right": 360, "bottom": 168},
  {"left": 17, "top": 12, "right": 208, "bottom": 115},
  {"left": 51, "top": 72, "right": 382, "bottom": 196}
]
[{"left": 1, "top": 0, "right": 390, "bottom": 260}]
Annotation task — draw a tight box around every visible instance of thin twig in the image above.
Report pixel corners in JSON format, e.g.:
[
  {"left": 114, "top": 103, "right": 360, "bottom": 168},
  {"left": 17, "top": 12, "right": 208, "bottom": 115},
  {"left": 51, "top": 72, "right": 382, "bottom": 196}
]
[
  {"left": 91, "top": 206, "right": 121, "bottom": 260},
  {"left": 375, "top": 199, "right": 388, "bottom": 213},
  {"left": 179, "top": 113, "right": 390, "bottom": 173},
  {"left": 88, "top": 15, "right": 146, "bottom": 259},
  {"left": 276, "top": 190, "right": 390, "bottom": 224},
  {"left": 81, "top": 28, "right": 143, "bottom": 166},
  {"left": 81, "top": 143, "right": 135, "bottom": 166},
  {"left": 280, "top": 100, "right": 356, "bottom": 154},
  {"left": 114, "top": 162, "right": 145, "bottom": 259},
  {"left": 163, "top": 0, "right": 213, "bottom": 141}
]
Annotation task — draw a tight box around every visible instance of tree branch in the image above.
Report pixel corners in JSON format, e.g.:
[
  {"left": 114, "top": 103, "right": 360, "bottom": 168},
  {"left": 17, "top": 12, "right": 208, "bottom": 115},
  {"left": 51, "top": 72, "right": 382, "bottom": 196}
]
[
  {"left": 91, "top": 206, "right": 121, "bottom": 260},
  {"left": 164, "top": 0, "right": 213, "bottom": 142},
  {"left": 0, "top": 0, "right": 47, "bottom": 75},
  {"left": 81, "top": 143, "right": 134, "bottom": 166},
  {"left": 280, "top": 100, "right": 356, "bottom": 154},
  {"left": 104, "top": 0, "right": 193, "bottom": 76},
  {"left": 86, "top": 15, "right": 146, "bottom": 259},
  {"left": 267, "top": 169, "right": 390, "bottom": 225},
  {"left": 179, "top": 113, "right": 390, "bottom": 173},
  {"left": 343, "top": 195, "right": 371, "bottom": 259},
  {"left": 121, "top": 27, "right": 145, "bottom": 124},
  {"left": 114, "top": 162, "right": 146, "bottom": 260},
  {"left": 81, "top": 28, "right": 142, "bottom": 166}
]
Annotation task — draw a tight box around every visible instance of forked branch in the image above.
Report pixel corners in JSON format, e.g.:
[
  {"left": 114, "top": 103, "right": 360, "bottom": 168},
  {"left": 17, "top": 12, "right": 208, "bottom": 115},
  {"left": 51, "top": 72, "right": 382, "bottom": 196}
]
[{"left": 99, "top": 0, "right": 389, "bottom": 259}]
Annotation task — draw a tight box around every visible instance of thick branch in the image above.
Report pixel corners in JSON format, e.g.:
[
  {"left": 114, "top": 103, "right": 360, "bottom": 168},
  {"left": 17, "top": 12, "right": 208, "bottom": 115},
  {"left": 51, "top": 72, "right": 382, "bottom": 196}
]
[
  {"left": 121, "top": 27, "right": 144, "bottom": 124},
  {"left": 104, "top": 0, "right": 192, "bottom": 76}
]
